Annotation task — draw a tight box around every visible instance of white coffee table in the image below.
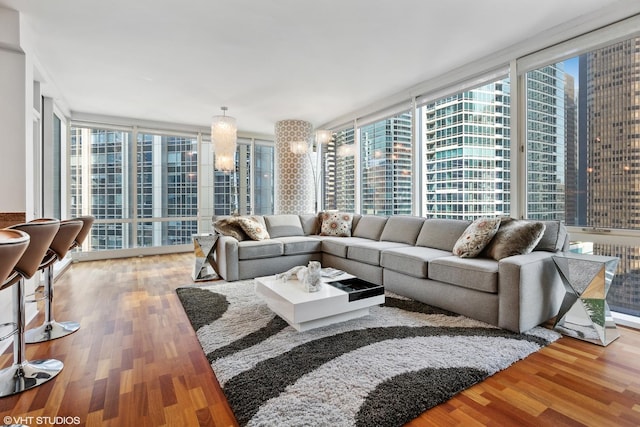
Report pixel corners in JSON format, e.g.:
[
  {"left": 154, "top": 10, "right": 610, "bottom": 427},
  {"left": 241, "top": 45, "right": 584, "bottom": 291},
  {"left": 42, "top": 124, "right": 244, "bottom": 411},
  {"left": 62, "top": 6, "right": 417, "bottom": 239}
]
[{"left": 255, "top": 273, "right": 385, "bottom": 331}]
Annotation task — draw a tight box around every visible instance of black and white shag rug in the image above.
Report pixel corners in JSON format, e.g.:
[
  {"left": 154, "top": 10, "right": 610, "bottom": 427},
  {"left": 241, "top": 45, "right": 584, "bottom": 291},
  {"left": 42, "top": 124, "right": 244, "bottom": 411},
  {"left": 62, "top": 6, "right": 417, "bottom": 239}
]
[{"left": 176, "top": 280, "right": 560, "bottom": 427}]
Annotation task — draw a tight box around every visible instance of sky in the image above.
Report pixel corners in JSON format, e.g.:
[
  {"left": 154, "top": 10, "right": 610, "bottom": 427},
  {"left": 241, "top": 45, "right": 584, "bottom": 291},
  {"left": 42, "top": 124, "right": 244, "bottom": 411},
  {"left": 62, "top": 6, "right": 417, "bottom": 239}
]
[{"left": 564, "top": 56, "right": 579, "bottom": 90}]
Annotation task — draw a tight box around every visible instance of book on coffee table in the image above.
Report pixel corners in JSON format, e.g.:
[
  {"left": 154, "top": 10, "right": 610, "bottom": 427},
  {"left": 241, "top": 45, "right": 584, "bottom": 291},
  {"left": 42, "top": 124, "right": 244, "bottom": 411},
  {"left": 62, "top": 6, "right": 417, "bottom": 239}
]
[{"left": 321, "top": 267, "right": 344, "bottom": 278}]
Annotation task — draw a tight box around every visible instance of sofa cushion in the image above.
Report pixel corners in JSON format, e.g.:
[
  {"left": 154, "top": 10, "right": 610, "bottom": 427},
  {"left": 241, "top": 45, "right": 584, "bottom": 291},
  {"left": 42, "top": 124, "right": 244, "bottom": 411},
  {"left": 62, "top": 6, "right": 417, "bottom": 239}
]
[
  {"left": 482, "top": 218, "right": 546, "bottom": 260},
  {"left": 213, "top": 217, "right": 248, "bottom": 241},
  {"left": 264, "top": 215, "right": 304, "bottom": 238},
  {"left": 352, "top": 215, "right": 388, "bottom": 240},
  {"left": 274, "top": 236, "right": 322, "bottom": 255},
  {"left": 235, "top": 216, "right": 270, "bottom": 241},
  {"left": 452, "top": 217, "right": 501, "bottom": 258},
  {"left": 237, "top": 240, "right": 283, "bottom": 260},
  {"left": 379, "top": 216, "right": 425, "bottom": 245},
  {"left": 416, "top": 219, "right": 471, "bottom": 251},
  {"left": 320, "top": 236, "right": 372, "bottom": 258},
  {"left": 319, "top": 212, "right": 354, "bottom": 236},
  {"left": 351, "top": 214, "right": 362, "bottom": 232},
  {"left": 535, "top": 220, "right": 567, "bottom": 252},
  {"left": 429, "top": 256, "right": 499, "bottom": 293},
  {"left": 299, "top": 214, "right": 321, "bottom": 235},
  {"left": 380, "top": 246, "right": 452, "bottom": 279},
  {"left": 347, "top": 241, "right": 410, "bottom": 266}
]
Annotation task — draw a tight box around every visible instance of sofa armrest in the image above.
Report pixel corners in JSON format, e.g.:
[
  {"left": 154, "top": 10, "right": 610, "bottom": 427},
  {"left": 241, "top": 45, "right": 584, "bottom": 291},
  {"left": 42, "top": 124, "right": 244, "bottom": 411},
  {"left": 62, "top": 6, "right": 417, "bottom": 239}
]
[
  {"left": 216, "top": 235, "right": 239, "bottom": 281},
  {"left": 498, "top": 251, "right": 564, "bottom": 332}
]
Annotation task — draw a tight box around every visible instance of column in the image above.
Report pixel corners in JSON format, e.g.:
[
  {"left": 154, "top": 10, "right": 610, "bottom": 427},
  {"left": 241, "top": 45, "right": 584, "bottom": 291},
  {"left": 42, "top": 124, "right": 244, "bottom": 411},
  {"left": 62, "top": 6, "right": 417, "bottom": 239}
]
[{"left": 274, "top": 120, "right": 315, "bottom": 214}]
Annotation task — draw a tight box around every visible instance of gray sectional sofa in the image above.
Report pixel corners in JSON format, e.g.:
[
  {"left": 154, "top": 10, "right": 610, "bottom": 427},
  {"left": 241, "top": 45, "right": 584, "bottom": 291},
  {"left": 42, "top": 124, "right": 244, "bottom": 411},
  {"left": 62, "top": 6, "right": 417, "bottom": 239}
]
[{"left": 214, "top": 213, "right": 568, "bottom": 333}]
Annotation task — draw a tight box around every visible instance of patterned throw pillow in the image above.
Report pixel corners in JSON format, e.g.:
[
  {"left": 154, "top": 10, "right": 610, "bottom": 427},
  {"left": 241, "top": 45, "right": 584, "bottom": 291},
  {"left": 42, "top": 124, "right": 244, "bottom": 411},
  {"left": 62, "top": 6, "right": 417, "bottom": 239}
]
[
  {"left": 452, "top": 217, "right": 501, "bottom": 258},
  {"left": 319, "top": 212, "right": 353, "bottom": 237},
  {"left": 236, "top": 217, "right": 270, "bottom": 241}
]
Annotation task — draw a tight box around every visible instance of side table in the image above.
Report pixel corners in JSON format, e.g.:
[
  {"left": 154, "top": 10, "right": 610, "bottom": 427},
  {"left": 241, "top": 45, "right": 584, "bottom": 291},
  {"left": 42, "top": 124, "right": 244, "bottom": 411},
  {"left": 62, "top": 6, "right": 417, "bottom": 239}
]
[
  {"left": 192, "top": 233, "right": 219, "bottom": 282},
  {"left": 552, "top": 253, "right": 620, "bottom": 346}
]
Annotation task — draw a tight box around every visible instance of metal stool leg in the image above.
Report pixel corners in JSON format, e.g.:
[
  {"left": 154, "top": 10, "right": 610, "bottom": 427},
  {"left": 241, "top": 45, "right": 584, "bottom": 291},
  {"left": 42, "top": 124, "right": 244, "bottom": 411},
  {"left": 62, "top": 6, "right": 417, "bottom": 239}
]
[
  {"left": 0, "top": 277, "right": 63, "bottom": 397},
  {"left": 25, "top": 264, "right": 79, "bottom": 344}
]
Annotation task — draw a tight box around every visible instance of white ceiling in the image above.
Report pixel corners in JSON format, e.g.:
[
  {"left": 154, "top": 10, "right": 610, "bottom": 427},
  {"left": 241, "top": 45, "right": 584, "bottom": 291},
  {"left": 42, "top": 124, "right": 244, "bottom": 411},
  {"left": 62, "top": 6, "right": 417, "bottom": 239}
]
[{"left": 0, "top": 0, "right": 637, "bottom": 136}]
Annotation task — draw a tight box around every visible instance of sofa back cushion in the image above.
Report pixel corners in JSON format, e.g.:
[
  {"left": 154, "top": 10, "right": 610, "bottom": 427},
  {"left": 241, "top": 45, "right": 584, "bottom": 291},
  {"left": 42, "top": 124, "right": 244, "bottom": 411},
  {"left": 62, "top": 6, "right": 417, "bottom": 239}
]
[
  {"left": 416, "top": 219, "right": 471, "bottom": 251},
  {"left": 298, "top": 214, "right": 320, "bottom": 235},
  {"left": 352, "top": 215, "right": 387, "bottom": 240},
  {"left": 264, "top": 215, "right": 304, "bottom": 238},
  {"left": 534, "top": 220, "right": 568, "bottom": 252},
  {"left": 379, "top": 216, "right": 426, "bottom": 245},
  {"left": 351, "top": 214, "right": 362, "bottom": 232}
]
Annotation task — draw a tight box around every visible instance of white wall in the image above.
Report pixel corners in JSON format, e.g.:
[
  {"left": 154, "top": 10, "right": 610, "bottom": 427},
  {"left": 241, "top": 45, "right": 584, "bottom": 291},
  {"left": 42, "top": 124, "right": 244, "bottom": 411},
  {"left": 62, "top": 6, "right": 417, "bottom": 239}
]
[
  {"left": 0, "top": 7, "right": 43, "bottom": 353},
  {"left": 0, "top": 8, "right": 27, "bottom": 213}
]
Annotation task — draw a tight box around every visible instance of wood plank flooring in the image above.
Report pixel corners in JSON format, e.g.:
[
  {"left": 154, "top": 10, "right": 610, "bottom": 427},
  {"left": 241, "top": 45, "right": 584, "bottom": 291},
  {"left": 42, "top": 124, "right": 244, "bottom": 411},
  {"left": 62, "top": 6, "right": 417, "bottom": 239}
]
[{"left": 0, "top": 253, "right": 639, "bottom": 426}]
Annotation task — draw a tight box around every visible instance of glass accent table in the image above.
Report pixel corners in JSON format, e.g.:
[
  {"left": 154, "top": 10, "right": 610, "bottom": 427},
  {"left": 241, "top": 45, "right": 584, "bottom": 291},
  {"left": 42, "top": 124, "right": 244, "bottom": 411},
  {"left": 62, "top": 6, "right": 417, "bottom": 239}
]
[
  {"left": 192, "top": 233, "right": 219, "bottom": 281},
  {"left": 552, "top": 253, "right": 620, "bottom": 346}
]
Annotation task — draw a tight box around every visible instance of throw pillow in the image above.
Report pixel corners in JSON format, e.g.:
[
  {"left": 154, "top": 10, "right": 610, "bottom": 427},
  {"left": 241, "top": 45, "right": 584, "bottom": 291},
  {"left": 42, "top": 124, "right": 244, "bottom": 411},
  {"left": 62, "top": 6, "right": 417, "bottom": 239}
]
[
  {"left": 236, "top": 216, "right": 270, "bottom": 240},
  {"left": 452, "top": 217, "right": 501, "bottom": 258},
  {"left": 319, "top": 211, "right": 353, "bottom": 237},
  {"left": 482, "top": 218, "right": 546, "bottom": 260},
  {"left": 213, "top": 217, "right": 247, "bottom": 241}
]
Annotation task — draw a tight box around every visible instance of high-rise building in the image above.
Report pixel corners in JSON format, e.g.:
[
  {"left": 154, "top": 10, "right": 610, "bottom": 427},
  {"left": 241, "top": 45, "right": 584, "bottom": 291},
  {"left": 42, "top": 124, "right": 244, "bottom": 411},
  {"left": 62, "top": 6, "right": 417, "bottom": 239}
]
[
  {"left": 213, "top": 143, "right": 275, "bottom": 216},
  {"left": 423, "top": 81, "right": 511, "bottom": 220},
  {"left": 582, "top": 37, "right": 640, "bottom": 316},
  {"left": 564, "top": 74, "right": 579, "bottom": 225},
  {"left": 526, "top": 65, "right": 566, "bottom": 221},
  {"left": 69, "top": 127, "right": 199, "bottom": 250},
  {"left": 360, "top": 113, "right": 413, "bottom": 215},
  {"left": 70, "top": 127, "right": 130, "bottom": 250},
  {"left": 323, "top": 127, "right": 355, "bottom": 212}
]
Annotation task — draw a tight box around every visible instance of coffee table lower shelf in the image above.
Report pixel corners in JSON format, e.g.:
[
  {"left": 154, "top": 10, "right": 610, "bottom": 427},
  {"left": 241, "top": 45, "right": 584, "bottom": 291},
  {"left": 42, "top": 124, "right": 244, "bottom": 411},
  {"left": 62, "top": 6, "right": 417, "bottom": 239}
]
[{"left": 255, "top": 275, "right": 384, "bottom": 332}]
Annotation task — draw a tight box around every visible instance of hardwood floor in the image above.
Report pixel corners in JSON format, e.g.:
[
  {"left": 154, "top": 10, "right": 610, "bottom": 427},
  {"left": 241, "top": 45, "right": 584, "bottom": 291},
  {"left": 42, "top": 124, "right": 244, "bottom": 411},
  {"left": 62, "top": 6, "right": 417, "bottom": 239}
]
[{"left": 0, "top": 253, "right": 638, "bottom": 426}]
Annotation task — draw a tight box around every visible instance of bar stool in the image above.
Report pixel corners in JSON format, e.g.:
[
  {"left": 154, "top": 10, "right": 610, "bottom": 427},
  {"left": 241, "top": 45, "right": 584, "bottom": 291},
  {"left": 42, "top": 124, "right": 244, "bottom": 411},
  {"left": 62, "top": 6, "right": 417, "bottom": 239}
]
[
  {"left": 0, "top": 219, "right": 63, "bottom": 397},
  {"left": 25, "top": 219, "right": 83, "bottom": 343},
  {"left": 0, "top": 229, "right": 29, "bottom": 285},
  {"left": 68, "top": 216, "right": 94, "bottom": 252}
]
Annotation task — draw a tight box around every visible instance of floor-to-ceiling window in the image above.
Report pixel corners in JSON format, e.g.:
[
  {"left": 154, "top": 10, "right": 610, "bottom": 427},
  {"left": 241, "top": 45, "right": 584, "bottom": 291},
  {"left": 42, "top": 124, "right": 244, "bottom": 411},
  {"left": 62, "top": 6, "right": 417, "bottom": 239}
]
[
  {"left": 253, "top": 141, "right": 275, "bottom": 215},
  {"left": 136, "top": 132, "right": 198, "bottom": 247},
  {"left": 420, "top": 79, "right": 511, "bottom": 220},
  {"left": 523, "top": 35, "right": 640, "bottom": 318},
  {"left": 70, "top": 125, "right": 274, "bottom": 252},
  {"left": 526, "top": 64, "right": 566, "bottom": 221},
  {"left": 360, "top": 112, "right": 412, "bottom": 215},
  {"left": 323, "top": 126, "right": 355, "bottom": 212},
  {"left": 212, "top": 139, "right": 274, "bottom": 216},
  {"left": 70, "top": 127, "right": 132, "bottom": 250},
  {"left": 52, "top": 114, "right": 62, "bottom": 219}
]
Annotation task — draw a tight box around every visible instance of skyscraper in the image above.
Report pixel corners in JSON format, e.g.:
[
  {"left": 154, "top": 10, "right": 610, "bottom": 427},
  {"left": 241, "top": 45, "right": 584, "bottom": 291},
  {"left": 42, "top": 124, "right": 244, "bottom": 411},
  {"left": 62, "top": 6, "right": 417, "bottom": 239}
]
[
  {"left": 583, "top": 37, "right": 640, "bottom": 316},
  {"left": 360, "top": 114, "right": 413, "bottom": 215},
  {"left": 526, "top": 65, "right": 566, "bottom": 221},
  {"left": 69, "top": 127, "right": 199, "bottom": 250},
  {"left": 423, "top": 81, "right": 511, "bottom": 220},
  {"left": 323, "top": 127, "right": 355, "bottom": 212},
  {"left": 564, "top": 74, "right": 579, "bottom": 225}
]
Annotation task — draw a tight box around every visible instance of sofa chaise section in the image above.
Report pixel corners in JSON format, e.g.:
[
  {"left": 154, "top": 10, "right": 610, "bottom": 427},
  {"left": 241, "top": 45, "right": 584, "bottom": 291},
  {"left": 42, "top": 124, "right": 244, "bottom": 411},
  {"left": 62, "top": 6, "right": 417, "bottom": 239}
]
[{"left": 381, "top": 218, "right": 567, "bottom": 332}]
